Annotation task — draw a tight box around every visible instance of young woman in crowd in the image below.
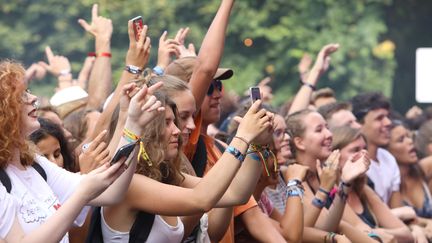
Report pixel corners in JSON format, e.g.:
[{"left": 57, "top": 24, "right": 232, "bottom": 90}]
[
  {"left": 285, "top": 109, "right": 374, "bottom": 242},
  {"left": 30, "top": 118, "right": 77, "bottom": 171},
  {"left": 0, "top": 59, "right": 161, "bottom": 242},
  {"left": 101, "top": 76, "right": 272, "bottom": 242},
  {"left": 331, "top": 125, "right": 415, "bottom": 243},
  {"left": 387, "top": 121, "right": 432, "bottom": 240}
]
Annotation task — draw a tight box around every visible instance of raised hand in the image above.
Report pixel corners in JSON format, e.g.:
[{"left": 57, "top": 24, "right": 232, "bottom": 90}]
[
  {"left": 234, "top": 100, "right": 272, "bottom": 144},
  {"left": 284, "top": 163, "right": 309, "bottom": 182},
  {"left": 75, "top": 156, "right": 127, "bottom": 202},
  {"left": 156, "top": 31, "right": 180, "bottom": 69},
  {"left": 39, "top": 46, "right": 71, "bottom": 77},
  {"left": 317, "top": 150, "right": 340, "bottom": 191},
  {"left": 298, "top": 53, "right": 313, "bottom": 82},
  {"left": 75, "top": 56, "right": 96, "bottom": 88},
  {"left": 125, "top": 20, "right": 151, "bottom": 69},
  {"left": 311, "top": 43, "right": 339, "bottom": 77},
  {"left": 340, "top": 150, "right": 370, "bottom": 183},
  {"left": 174, "top": 27, "right": 197, "bottom": 58},
  {"left": 79, "top": 130, "right": 111, "bottom": 174},
  {"left": 126, "top": 82, "right": 165, "bottom": 128},
  {"left": 78, "top": 4, "right": 113, "bottom": 41},
  {"left": 24, "top": 63, "right": 47, "bottom": 83}
]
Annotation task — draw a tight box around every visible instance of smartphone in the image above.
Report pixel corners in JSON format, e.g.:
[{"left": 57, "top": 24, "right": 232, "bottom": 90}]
[
  {"left": 250, "top": 86, "right": 261, "bottom": 105},
  {"left": 110, "top": 142, "right": 136, "bottom": 165},
  {"left": 131, "top": 16, "right": 143, "bottom": 41}
]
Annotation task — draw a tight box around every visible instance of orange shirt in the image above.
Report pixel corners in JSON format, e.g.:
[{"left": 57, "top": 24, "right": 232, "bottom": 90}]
[{"left": 184, "top": 111, "right": 257, "bottom": 243}]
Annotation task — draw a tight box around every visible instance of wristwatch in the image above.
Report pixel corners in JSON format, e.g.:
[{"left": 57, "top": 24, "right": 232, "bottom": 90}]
[{"left": 125, "top": 65, "right": 142, "bottom": 75}]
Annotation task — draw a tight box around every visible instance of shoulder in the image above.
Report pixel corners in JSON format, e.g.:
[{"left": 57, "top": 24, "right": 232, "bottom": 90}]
[{"left": 377, "top": 148, "right": 398, "bottom": 166}]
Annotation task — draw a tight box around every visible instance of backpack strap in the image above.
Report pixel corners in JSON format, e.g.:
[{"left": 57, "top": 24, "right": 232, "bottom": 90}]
[
  {"left": 85, "top": 207, "right": 104, "bottom": 243},
  {"left": 0, "top": 168, "right": 12, "bottom": 193},
  {"left": 129, "top": 211, "right": 155, "bottom": 243},
  {"left": 191, "top": 135, "right": 208, "bottom": 178},
  {"left": 32, "top": 162, "right": 47, "bottom": 181},
  {"left": 214, "top": 139, "right": 226, "bottom": 154},
  {"left": 0, "top": 162, "right": 47, "bottom": 193}
]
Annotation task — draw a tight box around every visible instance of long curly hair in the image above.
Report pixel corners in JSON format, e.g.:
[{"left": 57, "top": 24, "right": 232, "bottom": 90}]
[
  {"left": 0, "top": 60, "right": 34, "bottom": 168},
  {"left": 135, "top": 90, "right": 183, "bottom": 185}
]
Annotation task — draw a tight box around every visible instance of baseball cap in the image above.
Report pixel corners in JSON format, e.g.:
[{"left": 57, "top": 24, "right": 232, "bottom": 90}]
[{"left": 165, "top": 56, "right": 233, "bottom": 82}]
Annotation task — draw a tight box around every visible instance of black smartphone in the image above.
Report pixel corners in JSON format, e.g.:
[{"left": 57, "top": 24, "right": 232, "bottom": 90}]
[
  {"left": 131, "top": 16, "right": 143, "bottom": 41},
  {"left": 110, "top": 142, "right": 136, "bottom": 165},
  {"left": 250, "top": 86, "right": 261, "bottom": 105}
]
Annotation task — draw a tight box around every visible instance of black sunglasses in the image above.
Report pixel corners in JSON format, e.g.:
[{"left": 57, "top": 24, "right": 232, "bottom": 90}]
[{"left": 207, "top": 80, "right": 223, "bottom": 96}]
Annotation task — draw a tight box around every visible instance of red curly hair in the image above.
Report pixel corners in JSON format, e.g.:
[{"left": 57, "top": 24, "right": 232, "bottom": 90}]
[{"left": 0, "top": 60, "right": 34, "bottom": 169}]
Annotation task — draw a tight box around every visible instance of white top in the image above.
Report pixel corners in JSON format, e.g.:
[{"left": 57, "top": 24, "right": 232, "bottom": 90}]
[
  {"left": 101, "top": 207, "right": 184, "bottom": 243},
  {"left": 0, "top": 184, "right": 16, "bottom": 238},
  {"left": 366, "top": 148, "right": 401, "bottom": 204},
  {"left": 4, "top": 155, "right": 88, "bottom": 243}
]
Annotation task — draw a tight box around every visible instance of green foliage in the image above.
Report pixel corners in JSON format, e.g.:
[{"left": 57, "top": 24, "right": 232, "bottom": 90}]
[{"left": 0, "top": 0, "right": 402, "bottom": 108}]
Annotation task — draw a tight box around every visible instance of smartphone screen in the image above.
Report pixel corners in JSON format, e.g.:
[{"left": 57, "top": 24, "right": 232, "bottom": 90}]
[
  {"left": 131, "top": 16, "right": 143, "bottom": 41},
  {"left": 110, "top": 142, "right": 136, "bottom": 165},
  {"left": 250, "top": 86, "right": 261, "bottom": 105}
]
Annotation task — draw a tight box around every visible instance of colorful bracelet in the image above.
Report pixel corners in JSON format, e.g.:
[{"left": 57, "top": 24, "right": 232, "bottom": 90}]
[
  {"left": 87, "top": 52, "right": 112, "bottom": 58},
  {"left": 123, "top": 128, "right": 140, "bottom": 143},
  {"left": 225, "top": 146, "right": 245, "bottom": 162},
  {"left": 324, "top": 232, "right": 337, "bottom": 243},
  {"left": 312, "top": 197, "right": 326, "bottom": 209},
  {"left": 318, "top": 187, "right": 330, "bottom": 197},
  {"left": 302, "top": 81, "right": 316, "bottom": 91},
  {"left": 152, "top": 66, "right": 164, "bottom": 76}
]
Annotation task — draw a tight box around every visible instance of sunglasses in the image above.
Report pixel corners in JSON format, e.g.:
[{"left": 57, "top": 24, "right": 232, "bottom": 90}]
[{"left": 207, "top": 80, "right": 223, "bottom": 96}]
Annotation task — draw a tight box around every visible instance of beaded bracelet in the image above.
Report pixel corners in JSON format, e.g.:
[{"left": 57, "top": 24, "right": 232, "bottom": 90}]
[{"left": 324, "top": 232, "right": 336, "bottom": 243}]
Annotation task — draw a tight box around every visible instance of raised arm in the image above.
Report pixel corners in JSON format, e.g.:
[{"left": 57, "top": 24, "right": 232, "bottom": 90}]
[
  {"left": 4, "top": 162, "right": 127, "bottom": 243},
  {"left": 88, "top": 83, "right": 164, "bottom": 206},
  {"left": 125, "top": 101, "right": 272, "bottom": 215},
  {"left": 89, "top": 19, "right": 151, "bottom": 141},
  {"left": 78, "top": 4, "right": 113, "bottom": 109},
  {"left": 288, "top": 43, "right": 339, "bottom": 115},
  {"left": 189, "top": 0, "right": 234, "bottom": 109}
]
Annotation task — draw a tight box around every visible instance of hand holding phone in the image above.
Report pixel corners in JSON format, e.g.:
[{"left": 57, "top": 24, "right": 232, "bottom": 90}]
[
  {"left": 110, "top": 142, "right": 136, "bottom": 165},
  {"left": 131, "top": 16, "right": 143, "bottom": 41},
  {"left": 249, "top": 86, "right": 261, "bottom": 105}
]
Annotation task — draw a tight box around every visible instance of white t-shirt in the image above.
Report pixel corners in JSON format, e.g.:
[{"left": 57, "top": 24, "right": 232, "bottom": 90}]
[
  {"left": 366, "top": 148, "right": 401, "bottom": 204},
  {"left": 0, "top": 184, "right": 16, "bottom": 239},
  {"left": 101, "top": 207, "right": 184, "bottom": 243},
  {"left": 4, "top": 155, "right": 88, "bottom": 243}
]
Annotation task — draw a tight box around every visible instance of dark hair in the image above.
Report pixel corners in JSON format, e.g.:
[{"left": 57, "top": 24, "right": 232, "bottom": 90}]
[
  {"left": 416, "top": 120, "right": 432, "bottom": 159},
  {"left": 350, "top": 92, "right": 390, "bottom": 122},
  {"left": 312, "top": 87, "right": 335, "bottom": 104},
  {"left": 30, "top": 118, "right": 77, "bottom": 172},
  {"left": 318, "top": 101, "right": 352, "bottom": 121}
]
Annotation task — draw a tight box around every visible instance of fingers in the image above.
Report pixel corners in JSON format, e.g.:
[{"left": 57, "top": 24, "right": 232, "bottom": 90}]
[
  {"left": 38, "top": 61, "right": 49, "bottom": 70},
  {"left": 127, "top": 20, "right": 135, "bottom": 46},
  {"left": 316, "top": 159, "right": 322, "bottom": 175},
  {"left": 78, "top": 19, "right": 91, "bottom": 32},
  {"left": 91, "top": 4, "right": 98, "bottom": 20},
  {"left": 137, "top": 25, "right": 148, "bottom": 46},
  {"left": 258, "top": 77, "right": 271, "bottom": 87},
  {"left": 180, "top": 27, "right": 190, "bottom": 43},
  {"left": 147, "top": 81, "right": 163, "bottom": 95},
  {"left": 159, "top": 30, "right": 168, "bottom": 44},
  {"left": 232, "top": 116, "right": 242, "bottom": 124},
  {"left": 248, "top": 99, "right": 262, "bottom": 113},
  {"left": 141, "top": 95, "right": 156, "bottom": 111},
  {"left": 45, "top": 46, "right": 54, "bottom": 63},
  {"left": 133, "top": 85, "right": 149, "bottom": 103}
]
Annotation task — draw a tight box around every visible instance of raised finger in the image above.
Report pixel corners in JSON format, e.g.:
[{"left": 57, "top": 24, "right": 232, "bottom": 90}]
[
  {"left": 95, "top": 148, "right": 110, "bottom": 162},
  {"left": 141, "top": 95, "right": 157, "bottom": 111},
  {"left": 45, "top": 46, "right": 55, "bottom": 63},
  {"left": 138, "top": 25, "right": 148, "bottom": 46},
  {"left": 146, "top": 100, "right": 162, "bottom": 112},
  {"left": 92, "top": 4, "right": 98, "bottom": 20},
  {"left": 159, "top": 30, "right": 168, "bottom": 45},
  {"left": 179, "top": 27, "right": 190, "bottom": 43},
  {"left": 127, "top": 20, "right": 135, "bottom": 46},
  {"left": 77, "top": 19, "right": 91, "bottom": 32},
  {"left": 174, "top": 28, "right": 184, "bottom": 42},
  {"left": 132, "top": 85, "right": 149, "bottom": 103},
  {"left": 143, "top": 36, "right": 151, "bottom": 52},
  {"left": 147, "top": 81, "right": 163, "bottom": 95}
]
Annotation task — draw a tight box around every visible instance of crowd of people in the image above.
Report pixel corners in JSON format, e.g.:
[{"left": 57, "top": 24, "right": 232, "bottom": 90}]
[{"left": 2, "top": 1, "right": 432, "bottom": 242}]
